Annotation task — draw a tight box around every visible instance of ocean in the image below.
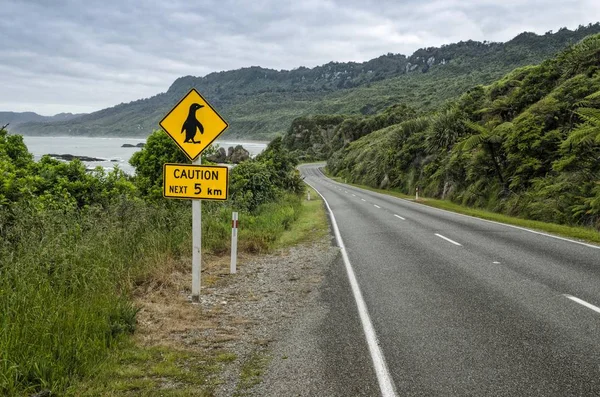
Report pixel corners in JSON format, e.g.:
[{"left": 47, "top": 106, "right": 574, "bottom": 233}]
[{"left": 21, "top": 136, "right": 268, "bottom": 174}]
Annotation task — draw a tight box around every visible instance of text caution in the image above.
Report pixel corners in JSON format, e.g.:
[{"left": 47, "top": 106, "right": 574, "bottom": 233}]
[{"left": 163, "top": 163, "right": 228, "bottom": 201}]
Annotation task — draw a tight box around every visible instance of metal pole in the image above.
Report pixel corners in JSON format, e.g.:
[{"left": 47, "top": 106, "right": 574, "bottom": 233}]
[
  {"left": 231, "top": 212, "right": 238, "bottom": 274},
  {"left": 192, "top": 156, "right": 202, "bottom": 302}
]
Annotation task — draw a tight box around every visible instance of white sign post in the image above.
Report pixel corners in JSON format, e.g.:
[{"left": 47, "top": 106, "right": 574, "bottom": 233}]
[
  {"left": 159, "top": 89, "right": 229, "bottom": 304},
  {"left": 191, "top": 156, "right": 202, "bottom": 302},
  {"left": 231, "top": 212, "right": 238, "bottom": 274}
]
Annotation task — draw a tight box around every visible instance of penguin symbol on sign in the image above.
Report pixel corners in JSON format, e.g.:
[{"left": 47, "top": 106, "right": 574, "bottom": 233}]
[{"left": 182, "top": 103, "right": 204, "bottom": 143}]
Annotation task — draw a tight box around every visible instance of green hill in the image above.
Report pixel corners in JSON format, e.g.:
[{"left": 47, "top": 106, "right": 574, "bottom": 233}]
[
  {"left": 318, "top": 32, "right": 600, "bottom": 229},
  {"left": 0, "top": 112, "right": 82, "bottom": 127},
  {"left": 10, "top": 23, "right": 600, "bottom": 139}
]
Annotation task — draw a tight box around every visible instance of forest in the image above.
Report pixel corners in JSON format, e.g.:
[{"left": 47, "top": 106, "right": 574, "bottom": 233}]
[{"left": 284, "top": 33, "right": 600, "bottom": 230}]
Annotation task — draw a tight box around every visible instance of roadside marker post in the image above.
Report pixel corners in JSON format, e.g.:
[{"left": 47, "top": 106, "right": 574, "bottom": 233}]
[
  {"left": 159, "top": 88, "right": 229, "bottom": 303},
  {"left": 231, "top": 212, "right": 238, "bottom": 274},
  {"left": 416, "top": 187, "right": 419, "bottom": 201}
]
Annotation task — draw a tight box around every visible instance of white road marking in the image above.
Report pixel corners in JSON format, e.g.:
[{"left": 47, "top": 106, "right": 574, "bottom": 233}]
[
  {"left": 352, "top": 194, "right": 356, "bottom": 197},
  {"left": 309, "top": 164, "right": 600, "bottom": 250},
  {"left": 374, "top": 205, "right": 381, "bottom": 209},
  {"left": 435, "top": 233, "right": 462, "bottom": 246},
  {"left": 404, "top": 200, "right": 600, "bottom": 250},
  {"left": 394, "top": 214, "right": 405, "bottom": 220},
  {"left": 303, "top": 180, "right": 398, "bottom": 397},
  {"left": 361, "top": 199, "right": 366, "bottom": 202},
  {"left": 345, "top": 190, "right": 349, "bottom": 193},
  {"left": 493, "top": 261, "right": 501, "bottom": 264},
  {"left": 563, "top": 295, "right": 600, "bottom": 315}
]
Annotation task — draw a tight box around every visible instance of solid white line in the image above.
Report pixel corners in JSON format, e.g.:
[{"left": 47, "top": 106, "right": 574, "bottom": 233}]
[
  {"left": 435, "top": 233, "right": 462, "bottom": 246},
  {"left": 563, "top": 295, "right": 600, "bottom": 315},
  {"left": 405, "top": 199, "right": 600, "bottom": 250},
  {"left": 310, "top": 165, "right": 599, "bottom": 251},
  {"left": 374, "top": 205, "right": 381, "bottom": 209},
  {"left": 303, "top": 179, "right": 398, "bottom": 397},
  {"left": 394, "top": 214, "right": 405, "bottom": 220}
]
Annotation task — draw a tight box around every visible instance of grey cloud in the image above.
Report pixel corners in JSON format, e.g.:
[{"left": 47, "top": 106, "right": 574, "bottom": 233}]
[{"left": 1, "top": 0, "right": 599, "bottom": 115}]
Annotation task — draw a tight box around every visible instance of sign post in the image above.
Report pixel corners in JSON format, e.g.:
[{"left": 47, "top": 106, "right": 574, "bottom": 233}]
[
  {"left": 192, "top": 157, "right": 202, "bottom": 301},
  {"left": 159, "top": 88, "right": 229, "bottom": 303}
]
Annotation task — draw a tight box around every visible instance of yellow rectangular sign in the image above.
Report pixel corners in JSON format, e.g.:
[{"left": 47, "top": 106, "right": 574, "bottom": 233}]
[{"left": 163, "top": 164, "right": 228, "bottom": 201}]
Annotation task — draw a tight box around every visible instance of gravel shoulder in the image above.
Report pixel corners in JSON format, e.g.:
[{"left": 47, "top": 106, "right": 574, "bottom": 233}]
[
  {"left": 131, "top": 227, "right": 379, "bottom": 396},
  {"left": 131, "top": 233, "right": 374, "bottom": 395}
]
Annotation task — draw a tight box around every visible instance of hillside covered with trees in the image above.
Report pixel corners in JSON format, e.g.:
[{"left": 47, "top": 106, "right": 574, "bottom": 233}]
[
  {"left": 285, "top": 33, "right": 600, "bottom": 230},
  {"left": 9, "top": 24, "right": 600, "bottom": 139}
]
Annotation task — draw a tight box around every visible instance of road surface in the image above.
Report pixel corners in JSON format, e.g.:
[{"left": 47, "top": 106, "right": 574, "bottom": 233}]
[{"left": 300, "top": 163, "right": 600, "bottom": 396}]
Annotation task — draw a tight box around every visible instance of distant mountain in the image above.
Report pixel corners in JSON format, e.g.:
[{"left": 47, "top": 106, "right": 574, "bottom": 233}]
[
  {"left": 1, "top": 111, "right": 84, "bottom": 129},
  {"left": 11, "top": 23, "right": 600, "bottom": 139}
]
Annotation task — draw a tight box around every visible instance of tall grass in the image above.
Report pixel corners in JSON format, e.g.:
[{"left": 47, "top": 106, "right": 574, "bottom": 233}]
[
  {"left": 0, "top": 199, "right": 190, "bottom": 395},
  {"left": 0, "top": 193, "right": 303, "bottom": 395}
]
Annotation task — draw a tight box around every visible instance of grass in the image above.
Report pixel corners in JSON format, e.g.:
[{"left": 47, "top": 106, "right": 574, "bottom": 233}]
[
  {"left": 66, "top": 342, "right": 233, "bottom": 396},
  {"left": 27, "top": 189, "right": 327, "bottom": 396},
  {"left": 0, "top": 200, "right": 191, "bottom": 396},
  {"left": 275, "top": 186, "right": 329, "bottom": 248},
  {"left": 327, "top": 175, "right": 600, "bottom": 244},
  {"left": 0, "top": 185, "right": 330, "bottom": 396},
  {"left": 233, "top": 352, "right": 271, "bottom": 397}
]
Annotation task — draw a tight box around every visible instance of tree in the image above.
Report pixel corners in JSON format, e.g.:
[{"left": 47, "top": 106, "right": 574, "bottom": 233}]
[{"left": 457, "top": 120, "right": 511, "bottom": 191}]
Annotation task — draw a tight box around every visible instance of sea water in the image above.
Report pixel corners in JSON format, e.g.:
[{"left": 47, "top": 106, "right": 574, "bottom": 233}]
[{"left": 22, "top": 136, "right": 268, "bottom": 174}]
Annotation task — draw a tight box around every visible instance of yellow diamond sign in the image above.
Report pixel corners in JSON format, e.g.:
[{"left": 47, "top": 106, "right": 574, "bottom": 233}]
[{"left": 159, "top": 88, "right": 228, "bottom": 161}]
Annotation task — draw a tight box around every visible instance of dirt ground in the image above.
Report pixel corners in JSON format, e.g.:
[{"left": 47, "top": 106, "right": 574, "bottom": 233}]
[{"left": 132, "top": 237, "right": 338, "bottom": 396}]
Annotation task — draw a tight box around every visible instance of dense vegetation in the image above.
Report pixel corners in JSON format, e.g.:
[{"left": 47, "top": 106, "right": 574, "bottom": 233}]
[
  {"left": 288, "top": 33, "right": 600, "bottom": 229},
  {"left": 0, "top": 127, "right": 303, "bottom": 395},
  {"left": 9, "top": 24, "right": 600, "bottom": 139}
]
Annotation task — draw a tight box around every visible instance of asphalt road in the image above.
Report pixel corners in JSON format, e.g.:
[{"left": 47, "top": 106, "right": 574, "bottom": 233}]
[{"left": 300, "top": 163, "right": 600, "bottom": 397}]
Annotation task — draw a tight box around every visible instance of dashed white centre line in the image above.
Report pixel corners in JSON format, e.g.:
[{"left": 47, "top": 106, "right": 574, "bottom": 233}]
[
  {"left": 374, "top": 205, "right": 381, "bottom": 209},
  {"left": 564, "top": 295, "right": 600, "bottom": 315},
  {"left": 345, "top": 190, "right": 348, "bottom": 193},
  {"left": 435, "top": 233, "right": 462, "bottom": 246},
  {"left": 394, "top": 214, "right": 405, "bottom": 220},
  {"left": 361, "top": 199, "right": 366, "bottom": 202},
  {"left": 352, "top": 194, "right": 356, "bottom": 197}
]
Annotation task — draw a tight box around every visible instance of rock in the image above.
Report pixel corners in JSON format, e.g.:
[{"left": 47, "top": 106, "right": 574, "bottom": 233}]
[
  {"left": 206, "top": 145, "right": 250, "bottom": 164},
  {"left": 48, "top": 153, "right": 104, "bottom": 162},
  {"left": 122, "top": 143, "right": 145, "bottom": 148},
  {"left": 30, "top": 389, "right": 51, "bottom": 397},
  {"left": 207, "top": 147, "right": 227, "bottom": 163},
  {"left": 379, "top": 173, "right": 390, "bottom": 189},
  {"left": 229, "top": 145, "right": 250, "bottom": 164}
]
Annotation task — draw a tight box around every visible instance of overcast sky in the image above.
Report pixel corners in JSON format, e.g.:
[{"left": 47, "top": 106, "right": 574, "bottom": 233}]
[{"left": 1, "top": 0, "right": 599, "bottom": 116}]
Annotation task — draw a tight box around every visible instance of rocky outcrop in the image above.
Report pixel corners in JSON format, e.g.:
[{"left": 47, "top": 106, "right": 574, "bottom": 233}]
[
  {"left": 48, "top": 154, "right": 105, "bottom": 162},
  {"left": 121, "top": 142, "right": 145, "bottom": 148},
  {"left": 228, "top": 145, "right": 250, "bottom": 163},
  {"left": 206, "top": 145, "right": 250, "bottom": 164}
]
